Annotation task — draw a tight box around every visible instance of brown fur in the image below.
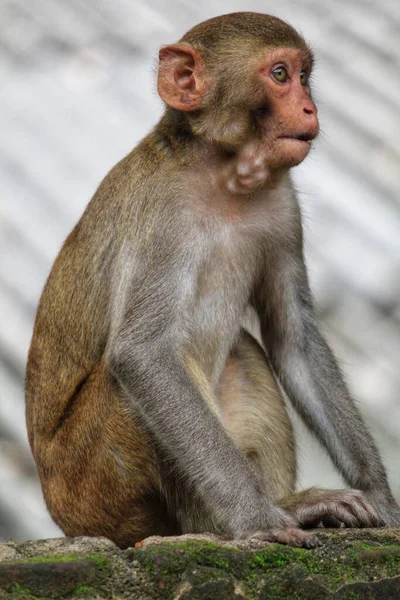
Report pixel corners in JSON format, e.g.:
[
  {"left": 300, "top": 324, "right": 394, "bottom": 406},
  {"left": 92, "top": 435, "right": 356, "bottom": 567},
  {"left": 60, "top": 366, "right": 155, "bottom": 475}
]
[{"left": 26, "top": 12, "right": 398, "bottom": 549}]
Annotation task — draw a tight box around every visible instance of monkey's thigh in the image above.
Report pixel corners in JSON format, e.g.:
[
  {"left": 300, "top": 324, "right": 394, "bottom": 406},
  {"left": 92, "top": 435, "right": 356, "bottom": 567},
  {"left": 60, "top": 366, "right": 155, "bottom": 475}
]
[
  {"left": 44, "top": 361, "right": 179, "bottom": 548},
  {"left": 217, "top": 330, "right": 296, "bottom": 500}
]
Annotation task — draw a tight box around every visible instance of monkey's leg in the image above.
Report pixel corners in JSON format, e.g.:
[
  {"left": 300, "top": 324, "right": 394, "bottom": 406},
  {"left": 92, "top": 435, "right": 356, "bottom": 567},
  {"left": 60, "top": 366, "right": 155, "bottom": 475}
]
[
  {"left": 217, "top": 331, "right": 381, "bottom": 531},
  {"left": 40, "top": 360, "right": 180, "bottom": 548},
  {"left": 217, "top": 330, "right": 297, "bottom": 501}
]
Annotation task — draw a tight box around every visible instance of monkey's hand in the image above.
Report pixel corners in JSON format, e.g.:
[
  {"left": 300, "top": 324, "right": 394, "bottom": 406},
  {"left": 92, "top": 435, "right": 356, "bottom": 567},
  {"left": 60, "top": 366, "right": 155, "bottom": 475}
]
[
  {"left": 280, "top": 488, "right": 383, "bottom": 529},
  {"left": 222, "top": 142, "right": 269, "bottom": 194}
]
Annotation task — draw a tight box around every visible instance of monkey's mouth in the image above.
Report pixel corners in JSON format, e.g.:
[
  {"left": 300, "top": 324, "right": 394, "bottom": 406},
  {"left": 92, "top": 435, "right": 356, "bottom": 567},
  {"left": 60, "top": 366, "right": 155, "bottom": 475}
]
[{"left": 279, "top": 132, "right": 315, "bottom": 143}]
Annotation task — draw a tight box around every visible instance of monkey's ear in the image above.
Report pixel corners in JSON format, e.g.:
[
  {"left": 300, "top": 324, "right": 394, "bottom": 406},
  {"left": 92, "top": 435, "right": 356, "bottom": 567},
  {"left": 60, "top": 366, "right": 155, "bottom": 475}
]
[{"left": 157, "top": 44, "right": 208, "bottom": 111}]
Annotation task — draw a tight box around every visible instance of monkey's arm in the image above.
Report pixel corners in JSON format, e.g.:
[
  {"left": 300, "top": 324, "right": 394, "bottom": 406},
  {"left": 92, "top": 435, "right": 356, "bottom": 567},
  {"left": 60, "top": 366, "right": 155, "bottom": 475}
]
[
  {"left": 108, "top": 338, "right": 311, "bottom": 542},
  {"left": 255, "top": 243, "right": 400, "bottom": 527}
]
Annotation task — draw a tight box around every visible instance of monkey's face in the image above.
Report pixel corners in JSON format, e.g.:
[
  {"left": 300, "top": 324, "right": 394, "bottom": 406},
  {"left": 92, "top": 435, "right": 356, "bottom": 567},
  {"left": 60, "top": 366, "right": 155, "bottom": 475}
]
[
  {"left": 255, "top": 48, "right": 319, "bottom": 169},
  {"left": 158, "top": 39, "right": 319, "bottom": 172}
]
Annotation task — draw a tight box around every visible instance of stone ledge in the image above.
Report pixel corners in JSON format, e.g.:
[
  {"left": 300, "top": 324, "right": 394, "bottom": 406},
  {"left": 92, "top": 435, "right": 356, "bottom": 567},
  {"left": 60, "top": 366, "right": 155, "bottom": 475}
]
[{"left": 0, "top": 528, "right": 399, "bottom": 599}]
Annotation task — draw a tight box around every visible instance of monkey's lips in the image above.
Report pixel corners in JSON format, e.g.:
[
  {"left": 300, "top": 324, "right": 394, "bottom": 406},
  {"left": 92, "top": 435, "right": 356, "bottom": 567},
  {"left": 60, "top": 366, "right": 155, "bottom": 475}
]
[
  {"left": 277, "top": 132, "right": 316, "bottom": 166},
  {"left": 278, "top": 132, "right": 315, "bottom": 144}
]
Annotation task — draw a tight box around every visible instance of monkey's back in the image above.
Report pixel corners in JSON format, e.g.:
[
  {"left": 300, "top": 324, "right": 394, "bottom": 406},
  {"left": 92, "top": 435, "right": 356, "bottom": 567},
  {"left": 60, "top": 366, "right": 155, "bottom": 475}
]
[
  {"left": 25, "top": 145, "right": 146, "bottom": 451},
  {"left": 25, "top": 134, "right": 165, "bottom": 445},
  {"left": 25, "top": 144, "right": 175, "bottom": 541}
]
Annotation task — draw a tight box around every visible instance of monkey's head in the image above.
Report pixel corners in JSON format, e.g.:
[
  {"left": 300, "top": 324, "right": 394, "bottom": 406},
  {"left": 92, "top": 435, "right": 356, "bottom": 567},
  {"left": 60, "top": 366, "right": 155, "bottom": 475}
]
[{"left": 158, "top": 12, "right": 319, "bottom": 170}]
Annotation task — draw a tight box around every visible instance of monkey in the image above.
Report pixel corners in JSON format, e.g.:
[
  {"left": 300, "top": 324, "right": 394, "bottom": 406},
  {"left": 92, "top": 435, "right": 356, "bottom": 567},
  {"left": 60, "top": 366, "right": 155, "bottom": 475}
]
[{"left": 25, "top": 12, "right": 400, "bottom": 550}]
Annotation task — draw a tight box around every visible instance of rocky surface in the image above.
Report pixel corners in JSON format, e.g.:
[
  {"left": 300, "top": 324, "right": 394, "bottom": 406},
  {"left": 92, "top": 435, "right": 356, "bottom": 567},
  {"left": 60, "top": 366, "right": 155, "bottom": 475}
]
[{"left": 0, "top": 529, "right": 399, "bottom": 599}]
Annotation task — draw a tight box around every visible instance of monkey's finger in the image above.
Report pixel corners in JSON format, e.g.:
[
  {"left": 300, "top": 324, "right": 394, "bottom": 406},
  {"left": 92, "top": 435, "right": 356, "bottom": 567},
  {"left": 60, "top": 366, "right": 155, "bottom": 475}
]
[
  {"left": 353, "top": 498, "right": 383, "bottom": 527},
  {"left": 301, "top": 518, "right": 322, "bottom": 529},
  {"left": 325, "top": 505, "right": 358, "bottom": 528},
  {"left": 321, "top": 516, "right": 343, "bottom": 528},
  {"left": 350, "top": 505, "right": 381, "bottom": 527},
  {"left": 339, "top": 495, "right": 382, "bottom": 527},
  {"left": 318, "top": 491, "right": 380, "bottom": 527}
]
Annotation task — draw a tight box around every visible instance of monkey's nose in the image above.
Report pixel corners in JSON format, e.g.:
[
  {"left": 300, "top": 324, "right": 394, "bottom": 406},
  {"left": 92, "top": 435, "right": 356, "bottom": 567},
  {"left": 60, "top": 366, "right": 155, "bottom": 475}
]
[{"left": 303, "top": 97, "right": 317, "bottom": 116}]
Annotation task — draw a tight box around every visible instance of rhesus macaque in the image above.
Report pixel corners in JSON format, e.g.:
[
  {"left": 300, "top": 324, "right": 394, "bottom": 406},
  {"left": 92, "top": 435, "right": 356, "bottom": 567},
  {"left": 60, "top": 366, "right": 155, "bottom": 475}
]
[{"left": 26, "top": 12, "right": 400, "bottom": 549}]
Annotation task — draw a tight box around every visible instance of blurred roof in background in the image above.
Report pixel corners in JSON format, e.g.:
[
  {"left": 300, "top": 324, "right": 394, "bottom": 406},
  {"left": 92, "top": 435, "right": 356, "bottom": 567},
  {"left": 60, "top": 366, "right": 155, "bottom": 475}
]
[{"left": 0, "top": 0, "right": 400, "bottom": 541}]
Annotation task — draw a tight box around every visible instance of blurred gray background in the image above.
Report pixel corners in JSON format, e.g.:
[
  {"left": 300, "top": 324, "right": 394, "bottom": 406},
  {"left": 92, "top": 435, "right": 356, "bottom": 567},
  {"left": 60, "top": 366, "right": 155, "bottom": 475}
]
[{"left": 1, "top": 0, "right": 399, "bottom": 542}]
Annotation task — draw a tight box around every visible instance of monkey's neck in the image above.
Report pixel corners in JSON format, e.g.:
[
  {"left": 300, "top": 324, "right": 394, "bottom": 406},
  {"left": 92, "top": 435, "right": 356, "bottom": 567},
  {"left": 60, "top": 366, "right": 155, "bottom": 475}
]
[
  {"left": 155, "top": 110, "right": 199, "bottom": 162},
  {"left": 155, "top": 109, "right": 238, "bottom": 166},
  {"left": 153, "top": 110, "right": 289, "bottom": 194}
]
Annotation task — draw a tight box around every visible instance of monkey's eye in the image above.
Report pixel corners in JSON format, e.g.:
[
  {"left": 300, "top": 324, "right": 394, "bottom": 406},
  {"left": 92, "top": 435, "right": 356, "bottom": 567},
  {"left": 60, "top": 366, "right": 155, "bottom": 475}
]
[
  {"left": 271, "top": 66, "right": 288, "bottom": 83},
  {"left": 300, "top": 70, "right": 308, "bottom": 86}
]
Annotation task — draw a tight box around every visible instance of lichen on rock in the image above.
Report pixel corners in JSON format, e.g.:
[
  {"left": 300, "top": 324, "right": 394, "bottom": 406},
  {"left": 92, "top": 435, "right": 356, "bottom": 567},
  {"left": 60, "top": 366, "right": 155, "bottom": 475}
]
[{"left": 0, "top": 529, "right": 399, "bottom": 599}]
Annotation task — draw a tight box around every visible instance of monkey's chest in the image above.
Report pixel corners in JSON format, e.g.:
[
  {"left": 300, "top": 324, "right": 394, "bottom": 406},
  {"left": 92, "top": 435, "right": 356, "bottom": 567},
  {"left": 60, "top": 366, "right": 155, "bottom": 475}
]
[{"left": 178, "top": 231, "right": 258, "bottom": 382}]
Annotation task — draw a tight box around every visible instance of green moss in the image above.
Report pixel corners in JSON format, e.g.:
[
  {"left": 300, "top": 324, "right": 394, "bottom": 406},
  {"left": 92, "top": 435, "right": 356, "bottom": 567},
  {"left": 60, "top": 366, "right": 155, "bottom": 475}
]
[
  {"left": 162, "top": 540, "right": 235, "bottom": 568},
  {"left": 352, "top": 542, "right": 400, "bottom": 551},
  {"left": 141, "top": 540, "right": 236, "bottom": 573},
  {"left": 4, "top": 536, "right": 400, "bottom": 600},
  {"left": 133, "top": 540, "right": 243, "bottom": 599},
  {"left": 266, "top": 543, "right": 400, "bottom": 592},
  {"left": 4, "top": 554, "right": 84, "bottom": 565},
  {"left": 350, "top": 543, "right": 400, "bottom": 573},
  {"left": 3, "top": 552, "right": 111, "bottom": 566},
  {"left": 344, "top": 593, "right": 361, "bottom": 600},
  {"left": 3, "top": 552, "right": 111, "bottom": 574},
  {"left": 130, "top": 538, "right": 400, "bottom": 598},
  {"left": 1, "top": 553, "right": 111, "bottom": 600},
  {"left": 11, "top": 583, "right": 38, "bottom": 600},
  {"left": 74, "top": 585, "right": 95, "bottom": 596},
  {"left": 250, "top": 547, "right": 293, "bottom": 569},
  {"left": 87, "top": 554, "right": 111, "bottom": 571}
]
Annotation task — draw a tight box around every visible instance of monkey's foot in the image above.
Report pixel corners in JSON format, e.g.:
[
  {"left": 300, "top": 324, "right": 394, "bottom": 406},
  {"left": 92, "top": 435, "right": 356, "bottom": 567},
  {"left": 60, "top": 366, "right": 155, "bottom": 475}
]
[
  {"left": 248, "top": 527, "right": 322, "bottom": 549},
  {"left": 223, "top": 145, "right": 269, "bottom": 194}
]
